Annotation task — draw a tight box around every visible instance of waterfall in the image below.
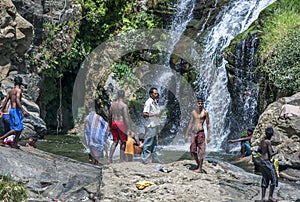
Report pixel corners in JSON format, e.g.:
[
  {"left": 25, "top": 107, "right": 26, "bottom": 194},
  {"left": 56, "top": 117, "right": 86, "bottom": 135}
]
[
  {"left": 230, "top": 34, "right": 260, "bottom": 135},
  {"left": 195, "top": 0, "right": 276, "bottom": 151},
  {"left": 160, "top": 0, "right": 276, "bottom": 151},
  {"left": 141, "top": 0, "right": 196, "bottom": 142}
]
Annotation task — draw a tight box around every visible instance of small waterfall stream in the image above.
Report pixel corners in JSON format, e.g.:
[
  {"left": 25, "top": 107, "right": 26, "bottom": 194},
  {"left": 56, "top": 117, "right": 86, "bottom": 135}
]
[{"left": 229, "top": 34, "right": 260, "bottom": 135}]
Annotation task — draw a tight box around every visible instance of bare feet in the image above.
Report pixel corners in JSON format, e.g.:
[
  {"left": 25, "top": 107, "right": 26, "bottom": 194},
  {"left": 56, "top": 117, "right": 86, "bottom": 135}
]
[
  {"left": 268, "top": 198, "right": 277, "bottom": 202},
  {"left": 236, "top": 156, "right": 244, "bottom": 160},
  {"left": 194, "top": 169, "right": 207, "bottom": 174},
  {"left": 194, "top": 169, "right": 202, "bottom": 173}
]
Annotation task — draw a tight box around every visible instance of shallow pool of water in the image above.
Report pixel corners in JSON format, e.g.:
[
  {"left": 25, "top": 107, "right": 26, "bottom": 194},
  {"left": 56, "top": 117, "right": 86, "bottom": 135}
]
[
  {"left": 21, "top": 134, "right": 89, "bottom": 163},
  {"left": 30, "top": 134, "right": 240, "bottom": 165}
]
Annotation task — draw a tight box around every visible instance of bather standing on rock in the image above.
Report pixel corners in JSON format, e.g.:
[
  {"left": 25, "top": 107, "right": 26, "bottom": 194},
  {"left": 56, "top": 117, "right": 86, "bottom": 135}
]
[
  {"left": 142, "top": 87, "right": 161, "bottom": 164},
  {"left": 0, "top": 76, "right": 28, "bottom": 148},
  {"left": 108, "top": 90, "right": 130, "bottom": 164},
  {"left": 185, "top": 98, "right": 210, "bottom": 173},
  {"left": 259, "top": 127, "right": 278, "bottom": 202}
]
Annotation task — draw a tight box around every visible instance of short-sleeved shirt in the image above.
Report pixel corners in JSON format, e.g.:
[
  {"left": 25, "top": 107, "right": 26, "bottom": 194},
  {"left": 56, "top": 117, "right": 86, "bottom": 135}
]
[{"left": 143, "top": 97, "right": 161, "bottom": 128}]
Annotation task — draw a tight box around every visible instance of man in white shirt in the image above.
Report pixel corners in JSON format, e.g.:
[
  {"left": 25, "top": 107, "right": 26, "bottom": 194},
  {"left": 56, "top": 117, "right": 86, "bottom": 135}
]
[{"left": 142, "top": 87, "right": 161, "bottom": 163}]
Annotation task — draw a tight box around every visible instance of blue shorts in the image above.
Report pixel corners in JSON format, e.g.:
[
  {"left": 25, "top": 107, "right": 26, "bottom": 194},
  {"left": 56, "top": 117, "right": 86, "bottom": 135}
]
[
  {"left": 9, "top": 108, "right": 24, "bottom": 131},
  {"left": 243, "top": 142, "right": 252, "bottom": 156}
]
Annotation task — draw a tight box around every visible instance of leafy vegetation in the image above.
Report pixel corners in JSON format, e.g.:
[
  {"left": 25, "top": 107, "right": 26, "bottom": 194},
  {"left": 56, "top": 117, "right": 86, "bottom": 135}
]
[
  {"left": 257, "top": 0, "right": 300, "bottom": 98},
  {"left": 78, "top": 0, "right": 161, "bottom": 55},
  {"left": 33, "top": 0, "right": 162, "bottom": 129},
  {"left": 0, "top": 175, "right": 27, "bottom": 202}
]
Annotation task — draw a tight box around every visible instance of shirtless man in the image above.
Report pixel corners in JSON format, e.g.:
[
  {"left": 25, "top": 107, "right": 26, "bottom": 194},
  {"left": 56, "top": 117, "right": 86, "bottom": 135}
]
[
  {"left": 0, "top": 76, "right": 28, "bottom": 148},
  {"left": 108, "top": 90, "right": 130, "bottom": 163},
  {"left": 259, "top": 127, "right": 278, "bottom": 202},
  {"left": 185, "top": 99, "right": 210, "bottom": 173}
]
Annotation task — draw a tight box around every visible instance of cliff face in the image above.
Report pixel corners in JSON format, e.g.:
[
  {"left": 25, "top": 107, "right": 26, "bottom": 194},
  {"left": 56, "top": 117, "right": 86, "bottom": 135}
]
[
  {"left": 0, "top": 0, "right": 47, "bottom": 137},
  {"left": 0, "top": 0, "right": 82, "bottom": 136},
  {"left": 0, "top": 0, "right": 33, "bottom": 79}
]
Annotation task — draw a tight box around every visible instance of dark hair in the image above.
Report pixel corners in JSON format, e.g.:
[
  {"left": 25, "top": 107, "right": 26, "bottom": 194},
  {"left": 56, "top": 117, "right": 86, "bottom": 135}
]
[
  {"left": 197, "top": 98, "right": 204, "bottom": 103},
  {"left": 30, "top": 136, "right": 38, "bottom": 142},
  {"left": 247, "top": 127, "right": 255, "bottom": 133},
  {"left": 149, "top": 87, "right": 158, "bottom": 94},
  {"left": 14, "top": 76, "right": 23, "bottom": 85},
  {"left": 265, "top": 127, "right": 274, "bottom": 139},
  {"left": 117, "top": 90, "right": 125, "bottom": 99}
]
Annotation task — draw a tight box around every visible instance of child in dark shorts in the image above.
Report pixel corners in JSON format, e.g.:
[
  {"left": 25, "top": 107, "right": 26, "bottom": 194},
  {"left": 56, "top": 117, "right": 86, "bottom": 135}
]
[{"left": 258, "top": 127, "right": 278, "bottom": 202}]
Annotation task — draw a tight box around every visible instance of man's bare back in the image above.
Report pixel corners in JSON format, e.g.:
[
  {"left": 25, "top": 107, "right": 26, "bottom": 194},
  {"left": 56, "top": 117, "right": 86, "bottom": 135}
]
[
  {"left": 0, "top": 76, "right": 27, "bottom": 148},
  {"left": 260, "top": 139, "right": 277, "bottom": 161},
  {"left": 108, "top": 90, "right": 130, "bottom": 163},
  {"left": 110, "top": 100, "right": 128, "bottom": 123},
  {"left": 1, "top": 85, "right": 26, "bottom": 116},
  {"left": 7, "top": 87, "right": 22, "bottom": 109}
]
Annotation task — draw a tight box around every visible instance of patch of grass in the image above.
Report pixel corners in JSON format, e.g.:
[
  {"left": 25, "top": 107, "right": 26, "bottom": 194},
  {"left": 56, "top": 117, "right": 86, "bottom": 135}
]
[
  {"left": 0, "top": 175, "right": 28, "bottom": 202},
  {"left": 257, "top": 0, "right": 300, "bottom": 96}
]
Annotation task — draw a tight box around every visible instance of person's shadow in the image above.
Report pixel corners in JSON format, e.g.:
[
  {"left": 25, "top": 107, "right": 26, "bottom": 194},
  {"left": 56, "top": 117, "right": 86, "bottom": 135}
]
[{"left": 183, "top": 163, "right": 207, "bottom": 173}]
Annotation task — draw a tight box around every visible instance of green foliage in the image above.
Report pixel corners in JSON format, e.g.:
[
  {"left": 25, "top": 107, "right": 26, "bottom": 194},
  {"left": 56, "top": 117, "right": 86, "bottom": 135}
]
[
  {"left": 257, "top": 0, "right": 300, "bottom": 95},
  {"left": 78, "top": 0, "right": 162, "bottom": 48},
  {"left": 32, "top": 0, "right": 162, "bottom": 129},
  {"left": 0, "top": 175, "right": 27, "bottom": 202},
  {"left": 39, "top": 0, "right": 162, "bottom": 79},
  {"left": 111, "top": 63, "right": 137, "bottom": 86}
]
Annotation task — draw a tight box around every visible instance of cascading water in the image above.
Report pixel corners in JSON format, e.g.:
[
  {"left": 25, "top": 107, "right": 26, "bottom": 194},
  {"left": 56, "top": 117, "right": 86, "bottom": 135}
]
[
  {"left": 160, "top": 0, "right": 276, "bottom": 152},
  {"left": 196, "top": 0, "right": 276, "bottom": 151},
  {"left": 228, "top": 34, "right": 260, "bottom": 146},
  {"left": 140, "top": 0, "right": 196, "bottom": 141}
]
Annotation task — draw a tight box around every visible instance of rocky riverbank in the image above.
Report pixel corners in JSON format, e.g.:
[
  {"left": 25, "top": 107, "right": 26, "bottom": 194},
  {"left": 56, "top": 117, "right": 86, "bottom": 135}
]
[
  {"left": 101, "top": 160, "right": 300, "bottom": 202},
  {"left": 1, "top": 145, "right": 299, "bottom": 202}
]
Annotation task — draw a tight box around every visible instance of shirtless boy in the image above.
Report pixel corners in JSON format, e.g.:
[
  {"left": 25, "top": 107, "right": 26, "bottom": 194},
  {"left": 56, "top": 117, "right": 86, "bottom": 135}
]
[
  {"left": 185, "top": 99, "right": 210, "bottom": 173},
  {"left": 259, "top": 127, "right": 278, "bottom": 202},
  {"left": 0, "top": 76, "right": 28, "bottom": 148},
  {"left": 108, "top": 90, "right": 130, "bottom": 163}
]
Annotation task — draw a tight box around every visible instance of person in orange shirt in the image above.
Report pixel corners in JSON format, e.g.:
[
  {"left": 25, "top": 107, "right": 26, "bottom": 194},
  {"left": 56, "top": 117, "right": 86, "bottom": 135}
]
[{"left": 125, "top": 130, "right": 143, "bottom": 161}]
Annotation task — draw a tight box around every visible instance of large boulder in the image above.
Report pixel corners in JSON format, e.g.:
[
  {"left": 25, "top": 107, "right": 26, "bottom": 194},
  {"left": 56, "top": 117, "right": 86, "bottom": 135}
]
[
  {"left": 252, "top": 92, "right": 300, "bottom": 171},
  {"left": 0, "top": 73, "right": 47, "bottom": 138},
  {"left": 0, "top": 146, "right": 102, "bottom": 201}
]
